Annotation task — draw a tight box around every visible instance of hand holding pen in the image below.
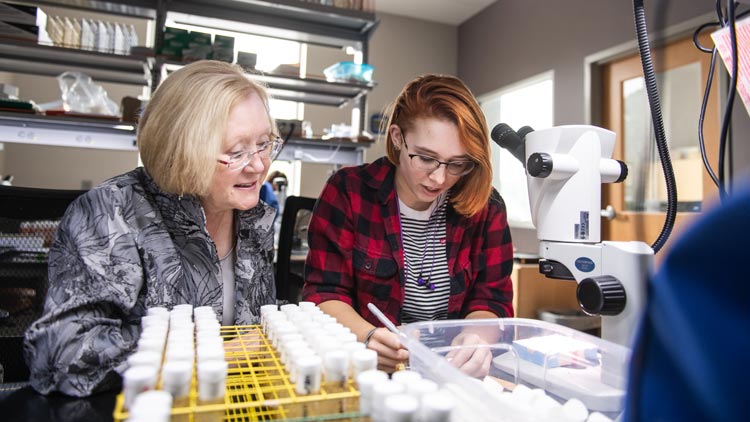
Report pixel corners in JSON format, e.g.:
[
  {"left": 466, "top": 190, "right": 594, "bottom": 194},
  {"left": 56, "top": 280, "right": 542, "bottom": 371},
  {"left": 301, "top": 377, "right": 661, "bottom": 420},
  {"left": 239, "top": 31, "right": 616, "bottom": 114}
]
[{"left": 366, "top": 303, "right": 409, "bottom": 373}]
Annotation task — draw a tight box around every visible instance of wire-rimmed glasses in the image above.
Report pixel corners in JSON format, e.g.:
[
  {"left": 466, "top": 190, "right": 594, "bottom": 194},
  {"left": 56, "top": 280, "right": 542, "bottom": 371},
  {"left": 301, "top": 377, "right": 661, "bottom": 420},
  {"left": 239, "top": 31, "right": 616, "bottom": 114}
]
[
  {"left": 217, "top": 136, "right": 284, "bottom": 171},
  {"left": 402, "top": 138, "right": 476, "bottom": 176}
]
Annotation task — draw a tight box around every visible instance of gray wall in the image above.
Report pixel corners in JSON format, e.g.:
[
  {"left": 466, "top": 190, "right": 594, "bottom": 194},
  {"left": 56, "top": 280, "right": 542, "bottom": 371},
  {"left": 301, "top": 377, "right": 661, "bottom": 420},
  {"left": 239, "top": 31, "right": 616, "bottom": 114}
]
[
  {"left": 458, "top": 0, "right": 750, "bottom": 253},
  {"left": 298, "top": 12, "right": 457, "bottom": 198}
]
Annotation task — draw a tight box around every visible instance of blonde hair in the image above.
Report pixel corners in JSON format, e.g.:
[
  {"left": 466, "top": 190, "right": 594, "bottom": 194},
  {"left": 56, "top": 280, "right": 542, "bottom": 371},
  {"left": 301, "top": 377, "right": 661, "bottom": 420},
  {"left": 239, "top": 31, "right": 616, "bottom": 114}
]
[
  {"left": 138, "top": 60, "right": 273, "bottom": 196},
  {"left": 384, "top": 74, "right": 492, "bottom": 216}
]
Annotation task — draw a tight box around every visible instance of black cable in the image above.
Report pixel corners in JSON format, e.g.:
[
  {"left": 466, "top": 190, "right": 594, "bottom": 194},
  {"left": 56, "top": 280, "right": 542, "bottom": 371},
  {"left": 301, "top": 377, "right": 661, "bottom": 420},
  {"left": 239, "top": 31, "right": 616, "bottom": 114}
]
[
  {"left": 692, "top": 4, "right": 749, "bottom": 197},
  {"left": 717, "top": 0, "right": 738, "bottom": 202},
  {"left": 697, "top": 49, "right": 722, "bottom": 189},
  {"left": 632, "top": 0, "right": 677, "bottom": 254}
]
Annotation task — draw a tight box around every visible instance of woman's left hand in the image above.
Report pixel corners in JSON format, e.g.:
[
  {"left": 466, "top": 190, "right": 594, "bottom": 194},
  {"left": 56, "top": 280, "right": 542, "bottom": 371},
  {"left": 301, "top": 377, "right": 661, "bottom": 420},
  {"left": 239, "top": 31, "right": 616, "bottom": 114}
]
[{"left": 446, "top": 332, "right": 493, "bottom": 378}]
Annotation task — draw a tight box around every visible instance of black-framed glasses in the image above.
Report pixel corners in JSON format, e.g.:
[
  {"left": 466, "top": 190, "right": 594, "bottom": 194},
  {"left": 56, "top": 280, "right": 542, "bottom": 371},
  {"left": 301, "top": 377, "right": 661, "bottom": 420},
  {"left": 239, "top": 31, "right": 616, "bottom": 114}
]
[
  {"left": 217, "top": 136, "right": 284, "bottom": 171},
  {"left": 402, "top": 138, "right": 476, "bottom": 176}
]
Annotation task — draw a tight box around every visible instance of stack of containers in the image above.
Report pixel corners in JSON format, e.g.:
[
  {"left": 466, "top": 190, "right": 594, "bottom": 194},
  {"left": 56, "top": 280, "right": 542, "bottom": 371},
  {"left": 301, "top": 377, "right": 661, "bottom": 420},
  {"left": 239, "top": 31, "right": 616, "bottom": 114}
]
[
  {"left": 44, "top": 15, "right": 138, "bottom": 54},
  {"left": 356, "top": 368, "right": 455, "bottom": 422},
  {"left": 261, "top": 301, "right": 377, "bottom": 418},
  {"left": 123, "top": 304, "right": 227, "bottom": 422}
]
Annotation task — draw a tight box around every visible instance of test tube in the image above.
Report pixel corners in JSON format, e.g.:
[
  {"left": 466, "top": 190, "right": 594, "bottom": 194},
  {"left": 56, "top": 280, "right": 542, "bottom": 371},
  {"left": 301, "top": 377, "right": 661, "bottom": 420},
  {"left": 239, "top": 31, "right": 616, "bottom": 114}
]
[
  {"left": 294, "top": 355, "right": 323, "bottom": 417},
  {"left": 391, "top": 369, "right": 422, "bottom": 388},
  {"left": 123, "top": 365, "right": 158, "bottom": 410},
  {"left": 350, "top": 348, "right": 377, "bottom": 379},
  {"left": 294, "top": 355, "right": 322, "bottom": 395},
  {"left": 322, "top": 349, "right": 351, "bottom": 414},
  {"left": 355, "top": 369, "right": 389, "bottom": 416},
  {"left": 384, "top": 393, "right": 419, "bottom": 422},
  {"left": 418, "top": 389, "right": 455, "bottom": 422},
  {"left": 371, "top": 379, "right": 406, "bottom": 422},
  {"left": 161, "top": 360, "right": 192, "bottom": 422},
  {"left": 127, "top": 350, "right": 162, "bottom": 369},
  {"left": 129, "top": 390, "right": 173, "bottom": 422},
  {"left": 196, "top": 360, "right": 228, "bottom": 422}
]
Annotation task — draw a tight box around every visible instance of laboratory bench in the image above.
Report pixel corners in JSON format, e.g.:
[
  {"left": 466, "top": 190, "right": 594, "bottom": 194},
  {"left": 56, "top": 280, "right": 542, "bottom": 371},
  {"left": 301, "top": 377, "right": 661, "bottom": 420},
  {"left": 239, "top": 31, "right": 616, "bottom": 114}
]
[{"left": 0, "top": 384, "right": 117, "bottom": 422}]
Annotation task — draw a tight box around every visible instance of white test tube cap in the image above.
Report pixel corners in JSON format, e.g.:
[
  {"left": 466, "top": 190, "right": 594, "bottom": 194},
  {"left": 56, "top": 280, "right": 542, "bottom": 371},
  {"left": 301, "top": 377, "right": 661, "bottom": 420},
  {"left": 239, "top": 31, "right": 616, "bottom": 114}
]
[
  {"left": 193, "top": 305, "right": 216, "bottom": 317},
  {"left": 280, "top": 338, "right": 307, "bottom": 366},
  {"left": 383, "top": 393, "right": 419, "bottom": 422},
  {"left": 141, "top": 314, "right": 168, "bottom": 330},
  {"left": 420, "top": 389, "right": 455, "bottom": 422},
  {"left": 123, "top": 365, "right": 158, "bottom": 409},
  {"left": 323, "top": 349, "right": 349, "bottom": 383},
  {"left": 280, "top": 303, "right": 299, "bottom": 315},
  {"left": 372, "top": 379, "right": 406, "bottom": 422},
  {"left": 391, "top": 369, "right": 422, "bottom": 387},
  {"left": 406, "top": 378, "right": 438, "bottom": 400},
  {"left": 287, "top": 346, "right": 315, "bottom": 382},
  {"left": 146, "top": 306, "right": 170, "bottom": 317},
  {"left": 297, "top": 301, "right": 316, "bottom": 309},
  {"left": 351, "top": 348, "right": 377, "bottom": 377},
  {"left": 355, "top": 369, "right": 389, "bottom": 416},
  {"left": 127, "top": 350, "right": 162, "bottom": 369},
  {"left": 197, "top": 360, "right": 228, "bottom": 401},
  {"left": 137, "top": 337, "right": 166, "bottom": 354},
  {"left": 172, "top": 304, "right": 194, "bottom": 315},
  {"left": 161, "top": 360, "right": 193, "bottom": 399},
  {"left": 294, "top": 355, "right": 322, "bottom": 395},
  {"left": 165, "top": 344, "right": 195, "bottom": 363},
  {"left": 197, "top": 344, "right": 226, "bottom": 362},
  {"left": 129, "top": 390, "right": 173, "bottom": 422}
]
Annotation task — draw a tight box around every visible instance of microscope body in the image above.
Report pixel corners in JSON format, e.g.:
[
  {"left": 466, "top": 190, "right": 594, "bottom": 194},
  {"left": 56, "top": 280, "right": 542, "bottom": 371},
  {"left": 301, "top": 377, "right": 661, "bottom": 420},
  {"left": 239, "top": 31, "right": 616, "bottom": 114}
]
[{"left": 507, "top": 125, "right": 654, "bottom": 348}]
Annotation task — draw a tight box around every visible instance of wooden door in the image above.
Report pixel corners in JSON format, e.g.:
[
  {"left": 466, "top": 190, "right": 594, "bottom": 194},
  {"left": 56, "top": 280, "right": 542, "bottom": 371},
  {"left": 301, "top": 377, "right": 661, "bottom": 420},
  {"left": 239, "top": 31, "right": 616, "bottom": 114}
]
[{"left": 601, "top": 34, "right": 721, "bottom": 259}]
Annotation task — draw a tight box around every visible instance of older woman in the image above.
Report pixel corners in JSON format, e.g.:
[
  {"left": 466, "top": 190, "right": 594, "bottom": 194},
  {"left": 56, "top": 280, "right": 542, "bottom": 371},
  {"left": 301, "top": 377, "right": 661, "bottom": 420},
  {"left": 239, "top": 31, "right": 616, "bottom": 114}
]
[{"left": 23, "top": 60, "right": 282, "bottom": 396}]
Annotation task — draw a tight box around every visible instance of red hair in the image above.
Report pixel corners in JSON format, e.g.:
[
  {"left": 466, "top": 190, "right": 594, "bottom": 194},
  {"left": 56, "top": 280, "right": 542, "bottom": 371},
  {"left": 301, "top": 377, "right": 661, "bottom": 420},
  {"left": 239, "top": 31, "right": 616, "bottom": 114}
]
[{"left": 385, "top": 74, "right": 492, "bottom": 216}]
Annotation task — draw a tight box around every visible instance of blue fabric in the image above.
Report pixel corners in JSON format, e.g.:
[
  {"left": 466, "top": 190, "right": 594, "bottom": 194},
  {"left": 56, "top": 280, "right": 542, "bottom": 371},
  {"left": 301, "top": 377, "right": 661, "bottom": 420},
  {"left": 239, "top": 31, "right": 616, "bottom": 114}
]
[
  {"left": 625, "top": 183, "right": 750, "bottom": 421},
  {"left": 259, "top": 181, "right": 279, "bottom": 215}
]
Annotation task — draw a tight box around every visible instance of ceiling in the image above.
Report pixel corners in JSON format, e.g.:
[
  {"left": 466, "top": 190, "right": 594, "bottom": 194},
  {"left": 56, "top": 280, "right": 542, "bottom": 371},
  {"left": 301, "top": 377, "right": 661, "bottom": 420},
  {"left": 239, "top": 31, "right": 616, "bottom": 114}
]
[{"left": 374, "top": 0, "right": 498, "bottom": 26}]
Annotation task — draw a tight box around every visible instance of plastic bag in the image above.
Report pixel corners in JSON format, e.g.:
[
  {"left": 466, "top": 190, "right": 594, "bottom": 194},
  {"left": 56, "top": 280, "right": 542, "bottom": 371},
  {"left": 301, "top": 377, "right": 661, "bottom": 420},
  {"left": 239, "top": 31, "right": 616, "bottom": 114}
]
[{"left": 57, "top": 71, "right": 119, "bottom": 116}]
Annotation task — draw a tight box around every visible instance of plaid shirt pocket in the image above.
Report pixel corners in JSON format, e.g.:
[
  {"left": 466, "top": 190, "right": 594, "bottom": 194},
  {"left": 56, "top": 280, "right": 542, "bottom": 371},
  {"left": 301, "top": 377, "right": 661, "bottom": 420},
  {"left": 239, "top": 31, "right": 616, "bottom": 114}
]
[{"left": 352, "top": 247, "right": 399, "bottom": 310}]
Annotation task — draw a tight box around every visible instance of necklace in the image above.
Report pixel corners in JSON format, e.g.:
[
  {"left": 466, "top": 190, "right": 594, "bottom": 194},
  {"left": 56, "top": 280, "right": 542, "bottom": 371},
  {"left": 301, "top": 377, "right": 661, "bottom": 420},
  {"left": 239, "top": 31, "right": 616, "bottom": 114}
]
[{"left": 397, "top": 193, "right": 443, "bottom": 291}]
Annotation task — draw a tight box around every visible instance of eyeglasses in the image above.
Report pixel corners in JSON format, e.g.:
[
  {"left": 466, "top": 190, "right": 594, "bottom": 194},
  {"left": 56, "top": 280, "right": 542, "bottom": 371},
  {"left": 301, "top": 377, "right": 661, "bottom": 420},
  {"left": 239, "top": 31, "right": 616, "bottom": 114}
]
[
  {"left": 401, "top": 138, "right": 476, "bottom": 176},
  {"left": 217, "top": 136, "right": 284, "bottom": 171}
]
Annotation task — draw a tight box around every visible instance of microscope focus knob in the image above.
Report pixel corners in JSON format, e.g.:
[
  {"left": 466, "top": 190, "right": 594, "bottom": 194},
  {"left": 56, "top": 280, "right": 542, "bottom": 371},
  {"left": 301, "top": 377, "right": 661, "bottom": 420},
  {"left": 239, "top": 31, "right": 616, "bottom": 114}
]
[
  {"left": 577, "top": 275, "right": 626, "bottom": 316},
  {"left": 527, "top": 152, "right": 553, "bottom": 178}
]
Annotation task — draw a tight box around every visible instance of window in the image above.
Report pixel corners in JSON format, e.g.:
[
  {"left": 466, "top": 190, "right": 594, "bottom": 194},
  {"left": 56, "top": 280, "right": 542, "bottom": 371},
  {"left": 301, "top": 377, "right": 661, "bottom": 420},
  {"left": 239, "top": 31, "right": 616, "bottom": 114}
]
[{"left": 479, "top": 72, "right": 554, "bottom": 228}]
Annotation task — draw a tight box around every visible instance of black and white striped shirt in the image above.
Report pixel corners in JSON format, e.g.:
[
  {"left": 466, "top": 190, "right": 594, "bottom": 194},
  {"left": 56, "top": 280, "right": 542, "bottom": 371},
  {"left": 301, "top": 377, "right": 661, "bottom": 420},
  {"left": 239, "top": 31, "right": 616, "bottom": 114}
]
[{"left": 399, "top": 195, "right": 450, "bottom": 323}]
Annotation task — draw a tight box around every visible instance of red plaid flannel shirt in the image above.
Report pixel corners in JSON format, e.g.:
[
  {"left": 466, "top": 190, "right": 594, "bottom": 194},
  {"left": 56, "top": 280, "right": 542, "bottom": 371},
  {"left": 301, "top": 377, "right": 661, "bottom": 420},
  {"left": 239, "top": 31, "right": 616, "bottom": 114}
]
[{"left": 302, "top": 157, "right": 514, "bottom": 326}]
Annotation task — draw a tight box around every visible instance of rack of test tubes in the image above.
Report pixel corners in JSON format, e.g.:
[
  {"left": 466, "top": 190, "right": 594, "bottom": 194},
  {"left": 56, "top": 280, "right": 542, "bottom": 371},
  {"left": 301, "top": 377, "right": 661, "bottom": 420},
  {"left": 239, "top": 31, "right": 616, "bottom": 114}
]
[{"left": 112, "top": 302, "right": 456, "bottom": 422}]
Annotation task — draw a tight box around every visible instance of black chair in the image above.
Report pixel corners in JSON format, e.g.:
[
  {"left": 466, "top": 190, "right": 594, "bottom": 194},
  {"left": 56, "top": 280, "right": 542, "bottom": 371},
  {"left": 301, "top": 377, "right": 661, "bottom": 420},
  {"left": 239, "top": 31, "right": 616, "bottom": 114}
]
[
  {"left": 275, "top": 196, "right": 316, "bottom": 304},
  {"left": 0, "top": 185, "right": 86, "bottom": 383}
]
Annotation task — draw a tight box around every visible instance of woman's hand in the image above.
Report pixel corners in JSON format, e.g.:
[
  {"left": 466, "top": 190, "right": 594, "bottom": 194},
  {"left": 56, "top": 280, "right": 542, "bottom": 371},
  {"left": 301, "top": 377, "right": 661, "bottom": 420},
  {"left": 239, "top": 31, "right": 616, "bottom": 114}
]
[
  {"left": 446, "top": 332, "right": 492, "bottom": 378},
  {"left": 366, "top": 327, "right": 409, "bottom": 373}
]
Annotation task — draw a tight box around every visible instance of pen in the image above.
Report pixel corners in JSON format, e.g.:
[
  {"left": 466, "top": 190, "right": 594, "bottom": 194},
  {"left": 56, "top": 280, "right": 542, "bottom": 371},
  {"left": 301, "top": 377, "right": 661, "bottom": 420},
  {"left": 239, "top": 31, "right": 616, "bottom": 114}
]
[
  {"left": 367, "top": 303, "right": 409, "bottom": 371},
  {"left": 367, "top": 303, "right": 409, "bottom": 345}
]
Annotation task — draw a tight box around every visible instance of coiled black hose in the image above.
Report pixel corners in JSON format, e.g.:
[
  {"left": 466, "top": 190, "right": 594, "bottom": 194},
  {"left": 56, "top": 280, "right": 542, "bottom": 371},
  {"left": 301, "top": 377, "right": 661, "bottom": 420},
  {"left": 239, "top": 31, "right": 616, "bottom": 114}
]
[{"left": 632, "top": 0, "right": 677, "bottom": 254}]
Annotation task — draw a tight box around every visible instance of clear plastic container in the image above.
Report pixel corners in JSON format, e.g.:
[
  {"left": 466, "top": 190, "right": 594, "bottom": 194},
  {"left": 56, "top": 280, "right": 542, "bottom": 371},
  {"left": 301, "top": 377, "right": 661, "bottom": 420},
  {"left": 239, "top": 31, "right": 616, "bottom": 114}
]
[
  {"left": 323, "top": 61, "right": 374, "bottom": 84},
  {"left": 402, "top": 318, "right": 631, "bottom": 422}
]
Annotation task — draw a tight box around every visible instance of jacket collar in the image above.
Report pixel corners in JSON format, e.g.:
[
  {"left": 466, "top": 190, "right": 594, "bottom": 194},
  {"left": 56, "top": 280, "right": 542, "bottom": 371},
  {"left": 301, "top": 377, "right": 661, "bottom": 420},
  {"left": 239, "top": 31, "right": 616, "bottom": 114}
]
[{"left": 361, "top": 157, "right": 397, "bottom": 205}]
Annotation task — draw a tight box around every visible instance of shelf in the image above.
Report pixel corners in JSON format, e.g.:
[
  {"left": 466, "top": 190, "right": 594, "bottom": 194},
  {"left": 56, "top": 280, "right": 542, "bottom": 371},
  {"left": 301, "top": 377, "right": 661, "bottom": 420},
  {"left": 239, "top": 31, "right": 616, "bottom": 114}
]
[
  {"left": 0, "top": 112, "right": 137, "bottom": 151},
  {"left": 167, "top": 0, "right": 378, "bottom": 50},
  {"left": 277, "top": 136, "right": 371, "bottom": 165},
  {"left": 0, "top": 40, "right": 152, "bottom": 86},
  {"left": 162, "top": 62, "right": 373, "bottom": 107}
]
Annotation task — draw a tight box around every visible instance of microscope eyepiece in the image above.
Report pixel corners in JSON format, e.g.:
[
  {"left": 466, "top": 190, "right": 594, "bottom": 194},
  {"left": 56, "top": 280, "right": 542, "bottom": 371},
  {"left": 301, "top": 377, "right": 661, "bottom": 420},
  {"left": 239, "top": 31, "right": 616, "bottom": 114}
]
[{"left": 490, "top": 123, "right": 533, "bottom": 166}]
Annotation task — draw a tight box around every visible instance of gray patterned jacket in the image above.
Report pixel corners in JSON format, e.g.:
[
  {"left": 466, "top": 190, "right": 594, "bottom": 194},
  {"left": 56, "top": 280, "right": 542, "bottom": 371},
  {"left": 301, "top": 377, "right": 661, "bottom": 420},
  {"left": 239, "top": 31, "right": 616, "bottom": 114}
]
[{"left": 23, "top": 167, "right": 277, "bottom": 396}]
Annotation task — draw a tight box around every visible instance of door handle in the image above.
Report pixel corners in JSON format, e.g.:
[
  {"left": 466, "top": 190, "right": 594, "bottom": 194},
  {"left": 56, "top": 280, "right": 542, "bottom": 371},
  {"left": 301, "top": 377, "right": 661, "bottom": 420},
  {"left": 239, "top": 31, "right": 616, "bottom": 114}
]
[{"left": 601, "top": 205, "right": 616, "bottom": 220}]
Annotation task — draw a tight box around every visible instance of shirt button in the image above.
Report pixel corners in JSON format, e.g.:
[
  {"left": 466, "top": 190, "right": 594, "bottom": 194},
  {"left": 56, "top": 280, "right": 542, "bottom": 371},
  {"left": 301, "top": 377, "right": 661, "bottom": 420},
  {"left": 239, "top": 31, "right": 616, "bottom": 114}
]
[{"left": 365, "top": 261, "right": 372, "bottom": 270}]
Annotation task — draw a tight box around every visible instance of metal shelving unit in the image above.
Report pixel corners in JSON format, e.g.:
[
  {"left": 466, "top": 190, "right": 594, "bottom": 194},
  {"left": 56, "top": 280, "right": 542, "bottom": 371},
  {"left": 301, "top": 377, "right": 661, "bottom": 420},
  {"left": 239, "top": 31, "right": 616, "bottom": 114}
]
[
  {"left": 0, "top": 112, "right": 137, "bottom": 151},
  {"left": 0, "top": 41, "right": 152, "bottom": 86},
  {"left": 0, "top": 0, "right": 378, "bottom": 162}
]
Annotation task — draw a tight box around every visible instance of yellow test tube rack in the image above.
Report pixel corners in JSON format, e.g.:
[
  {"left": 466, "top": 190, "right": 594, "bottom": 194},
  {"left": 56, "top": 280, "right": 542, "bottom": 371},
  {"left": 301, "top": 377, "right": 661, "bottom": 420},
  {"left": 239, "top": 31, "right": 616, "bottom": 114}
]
[{"left": 113, "top": 325, "right": 364, "bottom": 422}]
